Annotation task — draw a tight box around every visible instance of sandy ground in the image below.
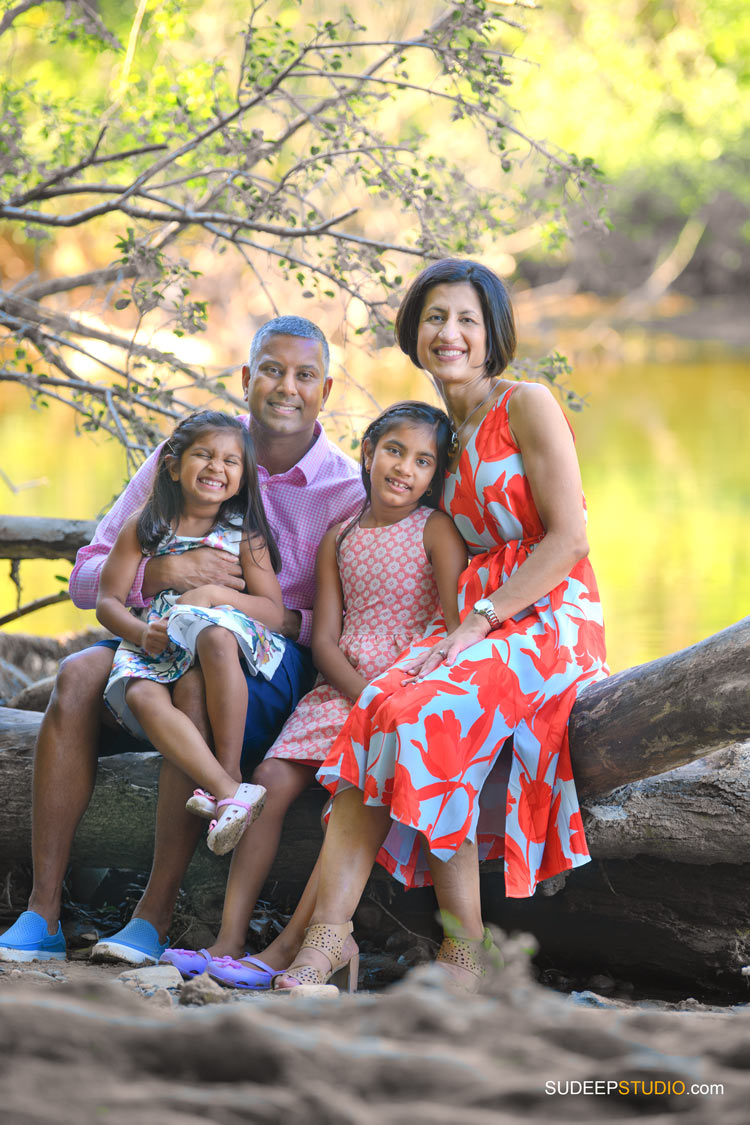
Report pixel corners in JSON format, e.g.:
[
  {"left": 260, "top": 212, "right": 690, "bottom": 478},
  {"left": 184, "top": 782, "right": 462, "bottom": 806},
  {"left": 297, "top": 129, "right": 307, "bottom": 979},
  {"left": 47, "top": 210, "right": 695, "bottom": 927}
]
[{"left": 1, "top": 931, "right": 749, "bottom": 1125}]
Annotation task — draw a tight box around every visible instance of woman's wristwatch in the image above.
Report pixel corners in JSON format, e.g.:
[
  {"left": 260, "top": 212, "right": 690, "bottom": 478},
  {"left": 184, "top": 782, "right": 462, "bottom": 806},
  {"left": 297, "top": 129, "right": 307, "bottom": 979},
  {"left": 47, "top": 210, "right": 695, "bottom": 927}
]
[{"left": 471, "top": 597, "right": 502, "bottom": 631}]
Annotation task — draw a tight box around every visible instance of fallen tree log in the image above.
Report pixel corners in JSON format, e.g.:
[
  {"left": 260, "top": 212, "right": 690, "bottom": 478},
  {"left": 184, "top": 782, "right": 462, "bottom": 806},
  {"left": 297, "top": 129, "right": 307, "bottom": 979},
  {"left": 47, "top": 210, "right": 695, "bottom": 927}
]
[
  {"left": 0, "top": 515, "right": 97, "bottom": 561},
  {"left": 1, "top": 616, "right": 747, "bottom": 865},
  {"left": 569, "top": 616, "right": 750, "bottom": 796},
  {"left": 0, "top": 617, "right": 748, "bottom": 988}
]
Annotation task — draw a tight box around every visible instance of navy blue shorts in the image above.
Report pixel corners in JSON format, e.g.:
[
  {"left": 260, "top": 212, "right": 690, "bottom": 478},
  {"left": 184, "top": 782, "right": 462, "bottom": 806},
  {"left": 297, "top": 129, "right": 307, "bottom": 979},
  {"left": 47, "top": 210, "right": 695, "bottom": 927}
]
[{"left": 96, "top": 638, "right": 316, "bottom": 771}]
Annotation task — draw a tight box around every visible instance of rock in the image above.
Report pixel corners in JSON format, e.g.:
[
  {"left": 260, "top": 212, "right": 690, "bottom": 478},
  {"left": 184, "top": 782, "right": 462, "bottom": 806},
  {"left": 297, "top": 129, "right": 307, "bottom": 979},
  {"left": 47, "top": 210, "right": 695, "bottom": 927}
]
[
  {"left": 0, "top": 657, "right": 32, "bottom": 705},
  {"left": 8, "top": 968, "right": 62, "bottom": 984},
  {"left": 149, "top": 987, "right": 174, "bottom": 1008},
  {"left": 586, "top": 973, "right": 616, "bottom": 995},
  {"left": 9, "top": 675, "right": 55, "bottom": 712},
  {"left": 178, "top": 971, "right": 228, "bottom": 1006},
  {"left": 118, "top": 964, "right": 183, "bottom": 991},
  {"left": 286, "top": 983, "right": 341, "bottom": 999}
]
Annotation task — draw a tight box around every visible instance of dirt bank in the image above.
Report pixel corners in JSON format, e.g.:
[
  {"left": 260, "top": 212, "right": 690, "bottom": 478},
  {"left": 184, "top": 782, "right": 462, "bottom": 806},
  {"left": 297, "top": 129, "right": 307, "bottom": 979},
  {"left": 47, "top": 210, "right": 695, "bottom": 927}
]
[{"left": 1, "top": 932, "right": 748, "bottom": 1124}]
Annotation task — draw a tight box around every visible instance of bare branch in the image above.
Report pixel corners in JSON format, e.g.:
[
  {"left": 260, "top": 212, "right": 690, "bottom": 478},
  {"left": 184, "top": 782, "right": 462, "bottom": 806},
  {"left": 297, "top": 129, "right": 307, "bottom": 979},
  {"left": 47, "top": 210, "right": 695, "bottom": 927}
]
[
  {"left": 18, "top": 265, "right": 138, "bottom": 301},
  {"left": 0, "top": 592, "right": 71, "bottom": 629},
  {"left": 10, "top": 143, "right": 169, "bottom": 207},
  {"left": 0, "top": 0, "right": 45, "bottom": 36}
]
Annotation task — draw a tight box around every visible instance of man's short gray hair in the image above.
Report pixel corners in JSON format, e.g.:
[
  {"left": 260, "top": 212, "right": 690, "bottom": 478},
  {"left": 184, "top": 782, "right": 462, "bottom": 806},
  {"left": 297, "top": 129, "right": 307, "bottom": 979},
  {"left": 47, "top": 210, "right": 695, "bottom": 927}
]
[{"left": 248, "top": 316, "right": 330, "bottom": 376}]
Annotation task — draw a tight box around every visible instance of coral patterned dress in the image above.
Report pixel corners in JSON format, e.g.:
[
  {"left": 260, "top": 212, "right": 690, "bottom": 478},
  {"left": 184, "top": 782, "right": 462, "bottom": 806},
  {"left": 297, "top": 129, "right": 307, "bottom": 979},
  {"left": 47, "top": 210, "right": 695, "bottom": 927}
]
[
  {"left": 317, "top": 386, "right": 608, "bottom": 898},
  {"left": 265, "top": 506, "right": 440, "bottom": 764}
]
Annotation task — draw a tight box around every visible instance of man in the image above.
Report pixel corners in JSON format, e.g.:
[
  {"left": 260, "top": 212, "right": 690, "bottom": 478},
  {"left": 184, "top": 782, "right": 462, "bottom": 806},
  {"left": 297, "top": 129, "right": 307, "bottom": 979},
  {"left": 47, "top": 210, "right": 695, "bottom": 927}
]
[{"left": 0, "top": 315, "right": 364, "bottom": 964}]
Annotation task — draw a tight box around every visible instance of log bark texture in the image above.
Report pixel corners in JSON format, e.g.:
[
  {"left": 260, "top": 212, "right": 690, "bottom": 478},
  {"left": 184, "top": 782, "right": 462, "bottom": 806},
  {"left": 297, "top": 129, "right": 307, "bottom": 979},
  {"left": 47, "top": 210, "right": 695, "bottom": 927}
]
[
  {"left": 0, "top": 616, "right": 748, "bottom": 987},
  {"left": 570, "top": 616, "right": 750, "bottom": 796},
  {"left": 0, "top": 515, "right": 97, "bottom": 561}
]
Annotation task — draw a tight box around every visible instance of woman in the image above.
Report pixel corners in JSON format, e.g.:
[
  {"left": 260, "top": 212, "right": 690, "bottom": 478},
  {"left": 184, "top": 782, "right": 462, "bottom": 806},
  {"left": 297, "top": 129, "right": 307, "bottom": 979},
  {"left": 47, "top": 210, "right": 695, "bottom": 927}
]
[{"left": 274, "top": 258, "right": 608, "bottom": 991}]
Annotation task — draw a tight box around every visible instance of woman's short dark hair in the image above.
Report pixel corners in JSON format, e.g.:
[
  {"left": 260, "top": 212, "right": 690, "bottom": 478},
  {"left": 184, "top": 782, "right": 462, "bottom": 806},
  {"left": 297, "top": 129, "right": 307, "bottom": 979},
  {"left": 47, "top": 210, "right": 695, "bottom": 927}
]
[{"left": 395, "top": 258, "right": 516, "bottom": 378}]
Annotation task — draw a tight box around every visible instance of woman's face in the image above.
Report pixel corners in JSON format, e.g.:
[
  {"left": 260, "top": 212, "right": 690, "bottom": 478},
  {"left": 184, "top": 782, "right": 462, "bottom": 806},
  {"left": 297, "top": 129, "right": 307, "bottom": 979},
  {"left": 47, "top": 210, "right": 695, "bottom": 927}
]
[{"left": 416, "top": 281, "right": 488, "bottom": 388}]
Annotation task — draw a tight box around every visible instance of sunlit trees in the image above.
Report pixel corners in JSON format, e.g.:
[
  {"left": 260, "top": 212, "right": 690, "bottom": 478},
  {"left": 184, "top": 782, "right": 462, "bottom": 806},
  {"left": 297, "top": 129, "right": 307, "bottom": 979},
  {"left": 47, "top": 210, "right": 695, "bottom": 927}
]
[
  {"left": 507, "top": 0, "right": 750, "bottom": 297},
  {"left": 0, "top": 0, "right": 598, "bottom": 467}
]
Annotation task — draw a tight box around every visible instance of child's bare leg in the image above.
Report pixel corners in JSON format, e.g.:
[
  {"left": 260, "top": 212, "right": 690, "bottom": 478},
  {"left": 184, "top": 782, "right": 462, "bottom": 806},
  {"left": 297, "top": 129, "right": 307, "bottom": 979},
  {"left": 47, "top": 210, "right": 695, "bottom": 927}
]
[
  {"left": 206, "top": 758, "right": 317, "bottom": 963},
  {"left": 195, "top": 627, "right": 248, "bottom": 783},
  {"left": 258, "top": 851, "right": 321, "bottom": 970},
  {"left": 125, "top": 679, "right": 241, "bottom": 802}
]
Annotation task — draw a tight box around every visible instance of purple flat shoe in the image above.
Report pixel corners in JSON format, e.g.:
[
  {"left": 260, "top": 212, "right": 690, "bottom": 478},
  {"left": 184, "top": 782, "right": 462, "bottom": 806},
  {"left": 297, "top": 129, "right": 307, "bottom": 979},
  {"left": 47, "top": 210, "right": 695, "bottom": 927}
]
[
  {"left": 159, "top": 947, "right": 214, "bottom": 979},
  {"left": 208, "top": 954, "right": 276, "bottom": 990}
]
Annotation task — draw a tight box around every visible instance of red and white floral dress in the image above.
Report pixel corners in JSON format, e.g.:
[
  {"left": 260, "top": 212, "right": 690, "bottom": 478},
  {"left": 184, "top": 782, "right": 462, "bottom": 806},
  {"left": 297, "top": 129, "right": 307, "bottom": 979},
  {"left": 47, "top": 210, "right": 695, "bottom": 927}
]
[{"left": 317, "top": 386, "right": 608, "bottom": 897}]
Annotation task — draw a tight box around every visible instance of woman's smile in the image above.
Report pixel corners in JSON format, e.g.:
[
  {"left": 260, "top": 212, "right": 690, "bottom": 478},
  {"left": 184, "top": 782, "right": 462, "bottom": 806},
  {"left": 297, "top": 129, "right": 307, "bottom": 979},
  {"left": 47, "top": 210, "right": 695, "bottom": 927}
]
[{"left": 417, "top": 281, "right": 487, "bottom": 384}]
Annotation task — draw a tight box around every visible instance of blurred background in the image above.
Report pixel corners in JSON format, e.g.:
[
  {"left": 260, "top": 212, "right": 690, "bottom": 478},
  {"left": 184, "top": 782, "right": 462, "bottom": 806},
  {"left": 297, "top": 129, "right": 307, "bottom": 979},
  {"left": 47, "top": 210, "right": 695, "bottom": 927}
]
[{"left": 1, "top": 0, "right": 748, "bottom": 673}]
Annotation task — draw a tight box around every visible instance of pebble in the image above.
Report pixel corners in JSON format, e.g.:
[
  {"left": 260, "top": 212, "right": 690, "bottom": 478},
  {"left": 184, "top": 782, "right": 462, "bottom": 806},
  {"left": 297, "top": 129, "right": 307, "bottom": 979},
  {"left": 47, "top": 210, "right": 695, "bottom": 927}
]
[
  {"left": 9, "top": 969, "right": 58, "bottom": 984},
  {"left": 586, "top": 973, "right": 616, "bottom": 995},
  {"left": 149, "top": 987, "right": 174, "bottom": 1008},
  {"left": 118, "top": 964, "right": 183, "bottom": 990},
  {"left": 178, "top": 971, "right": 229, "bottom": 1006}
]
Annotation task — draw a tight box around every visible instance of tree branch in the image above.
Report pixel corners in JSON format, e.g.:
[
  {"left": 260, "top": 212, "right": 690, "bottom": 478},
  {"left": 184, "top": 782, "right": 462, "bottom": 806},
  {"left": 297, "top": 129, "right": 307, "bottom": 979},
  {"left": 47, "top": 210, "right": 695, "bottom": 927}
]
[
  {"left": 0, "top": 0, "right": 45, "bottom": 36},
  {"left": 17, "top": 265, "right": 138, "bottom": 301},
  {"left": 0, "top": 592, "right": 70, "bottom": 629},
  {"left": 9, "top": 143, "right": 169, "bottom": 208}
]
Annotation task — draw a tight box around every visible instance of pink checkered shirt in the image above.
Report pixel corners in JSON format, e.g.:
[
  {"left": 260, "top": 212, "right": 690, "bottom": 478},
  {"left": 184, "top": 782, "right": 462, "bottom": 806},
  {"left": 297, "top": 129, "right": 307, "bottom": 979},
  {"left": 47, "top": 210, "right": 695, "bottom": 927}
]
[{"left": 70, "top": 417, "right": 365, "bottom": 648}]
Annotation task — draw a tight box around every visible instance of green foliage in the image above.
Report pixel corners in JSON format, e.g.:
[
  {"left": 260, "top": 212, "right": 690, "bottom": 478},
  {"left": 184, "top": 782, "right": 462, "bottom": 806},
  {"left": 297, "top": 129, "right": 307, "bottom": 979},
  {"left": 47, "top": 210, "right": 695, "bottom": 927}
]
[
  {"left": 508, "top": 0, "right": 750, "bottom": 212},
  {"left": 0, "top": 0, "right": 599, "bottom": 462}
]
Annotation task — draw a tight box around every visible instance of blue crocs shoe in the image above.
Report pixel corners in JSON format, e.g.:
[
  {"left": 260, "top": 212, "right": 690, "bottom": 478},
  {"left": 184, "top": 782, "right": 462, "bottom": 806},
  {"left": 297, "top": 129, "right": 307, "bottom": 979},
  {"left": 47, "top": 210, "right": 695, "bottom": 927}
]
[
  {"left": 0, "top": 910, "right": 66, "bottom": 962},
  {"left": 90, "top": 918, "right": 168, "bottom": 966}
]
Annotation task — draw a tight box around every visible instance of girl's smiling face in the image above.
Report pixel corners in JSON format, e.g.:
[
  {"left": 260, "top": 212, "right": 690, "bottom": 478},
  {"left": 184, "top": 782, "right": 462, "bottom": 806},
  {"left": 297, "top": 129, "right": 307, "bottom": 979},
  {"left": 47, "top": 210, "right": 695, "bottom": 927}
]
[
  {"left": 169, "top": 428, "right": 245, "bottom": 508},
  {"left": 364, "top": 421, "right": 439, "bottom": 518},
  {"left": 416, "top": 281, "right": 488, "bottom": 388}
]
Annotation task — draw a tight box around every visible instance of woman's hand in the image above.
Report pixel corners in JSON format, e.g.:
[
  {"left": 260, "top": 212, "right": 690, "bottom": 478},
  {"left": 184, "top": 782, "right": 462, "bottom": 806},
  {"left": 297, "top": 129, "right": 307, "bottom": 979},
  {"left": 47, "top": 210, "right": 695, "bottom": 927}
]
[
  {"left": 402, "top": 613, "right": 490, "bottom": 682},
  {"left": 140, "top": 618, "right": 171, "bottom": 657}
]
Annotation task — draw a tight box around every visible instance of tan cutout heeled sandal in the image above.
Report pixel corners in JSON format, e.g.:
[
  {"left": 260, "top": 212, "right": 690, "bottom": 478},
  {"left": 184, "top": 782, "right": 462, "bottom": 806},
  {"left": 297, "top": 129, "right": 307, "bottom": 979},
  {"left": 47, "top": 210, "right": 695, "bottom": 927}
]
[
  {"left": 435, "top": 927, "right": 499, "bottom": 992},
  {"left": 272, "top": 921, "right": 359, "bottom": 993}
]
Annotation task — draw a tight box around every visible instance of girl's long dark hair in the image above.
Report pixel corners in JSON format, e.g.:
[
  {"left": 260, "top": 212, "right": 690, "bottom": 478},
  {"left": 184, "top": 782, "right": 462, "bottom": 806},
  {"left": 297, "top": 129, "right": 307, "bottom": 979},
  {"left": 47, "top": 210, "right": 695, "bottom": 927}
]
[
  {"left": 336, "top": 400, "right": 455, "bottom": 558},
  {"left": 137, "top": 411, "right": 281, "bottom": 573}
]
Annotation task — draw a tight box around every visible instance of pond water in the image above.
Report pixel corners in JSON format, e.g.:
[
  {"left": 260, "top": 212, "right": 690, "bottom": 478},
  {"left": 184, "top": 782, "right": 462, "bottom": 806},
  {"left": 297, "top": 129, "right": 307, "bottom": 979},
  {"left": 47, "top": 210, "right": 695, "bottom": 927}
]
[{"left": 1, "top": 353, "right": 747, "bottom": 674}]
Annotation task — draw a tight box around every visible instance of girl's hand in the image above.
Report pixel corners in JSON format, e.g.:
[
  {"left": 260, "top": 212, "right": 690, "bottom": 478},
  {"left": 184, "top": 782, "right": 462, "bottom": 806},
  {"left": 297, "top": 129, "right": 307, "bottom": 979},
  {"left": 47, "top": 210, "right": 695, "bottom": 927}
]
[
  {"left": 140, "top": 618, "right": 171, "bottom": 657},
  {"left": 143, "top": 547, "right": 244, "bottom": 599},
  {"left": 402, "top": 614, "right": 490, "bottom": 682},
  {"left": 175, "top": 584, "right": 221, "bottom": 608}
]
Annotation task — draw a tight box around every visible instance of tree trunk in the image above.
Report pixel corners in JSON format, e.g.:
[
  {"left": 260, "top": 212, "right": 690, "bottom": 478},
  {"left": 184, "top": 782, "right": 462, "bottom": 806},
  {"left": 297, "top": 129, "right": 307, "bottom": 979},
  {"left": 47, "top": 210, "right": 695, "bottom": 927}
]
[
  {"left": 569, "top": 616, "right": 749, "bottom": 796},
  {"left": 0, "top": 617, "right": 748, "bottom": 986}
]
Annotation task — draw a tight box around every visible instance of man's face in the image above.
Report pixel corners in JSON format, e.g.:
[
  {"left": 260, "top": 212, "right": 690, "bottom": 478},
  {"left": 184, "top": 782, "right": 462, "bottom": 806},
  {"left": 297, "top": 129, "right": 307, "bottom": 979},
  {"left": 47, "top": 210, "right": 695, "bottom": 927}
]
[{"left": 243, "top": 334, "right": 332, "bottom": 438}]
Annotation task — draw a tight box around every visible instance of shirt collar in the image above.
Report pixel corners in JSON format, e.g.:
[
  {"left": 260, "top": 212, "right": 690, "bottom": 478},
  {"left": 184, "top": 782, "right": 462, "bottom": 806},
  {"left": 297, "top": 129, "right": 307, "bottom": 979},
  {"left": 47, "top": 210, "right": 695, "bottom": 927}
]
[{"left": 254, "top": 420, "right": 328, "bottom": 484}]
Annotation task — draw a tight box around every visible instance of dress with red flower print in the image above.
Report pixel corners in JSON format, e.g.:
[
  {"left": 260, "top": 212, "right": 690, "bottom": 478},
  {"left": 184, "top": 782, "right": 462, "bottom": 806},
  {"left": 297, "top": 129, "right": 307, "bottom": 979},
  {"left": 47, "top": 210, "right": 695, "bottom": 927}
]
[
  {"left": 316, "top": 385, "right": 608, "bottom": 897},
  {"left": 264, "top": 505, "right": 440, "bottom": 765}
]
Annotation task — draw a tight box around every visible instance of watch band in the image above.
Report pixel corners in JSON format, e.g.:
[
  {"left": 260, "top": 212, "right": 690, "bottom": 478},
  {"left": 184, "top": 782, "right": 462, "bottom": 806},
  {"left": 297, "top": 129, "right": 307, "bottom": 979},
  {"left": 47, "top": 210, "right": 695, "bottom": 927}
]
[{"left": 472, "top": 598, "right": 501, "bottom": 631}]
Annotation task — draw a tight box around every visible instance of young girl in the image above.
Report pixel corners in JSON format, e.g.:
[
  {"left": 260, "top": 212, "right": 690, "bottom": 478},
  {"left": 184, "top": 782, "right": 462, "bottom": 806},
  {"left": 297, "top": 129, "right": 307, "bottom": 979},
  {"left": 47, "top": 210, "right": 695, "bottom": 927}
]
[
  {"left": 97, "top": 410, "right": 286, "bottom": 856},
  {"left": 171, "top": 401, "right": 468, "bottom": 987}
]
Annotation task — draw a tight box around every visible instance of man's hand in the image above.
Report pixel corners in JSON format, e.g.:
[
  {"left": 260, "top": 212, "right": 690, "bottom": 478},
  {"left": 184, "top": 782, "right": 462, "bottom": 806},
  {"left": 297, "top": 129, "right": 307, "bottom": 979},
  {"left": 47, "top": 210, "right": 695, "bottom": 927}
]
[
  {"left": 143, "top": 547, "right": 245, "bottom": 598},
  {"left": 281, "top": 606, "right": 301, "bottom": 642},
  {"left": 140, "top": 618, "right": 171, "bottom": 657}
]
